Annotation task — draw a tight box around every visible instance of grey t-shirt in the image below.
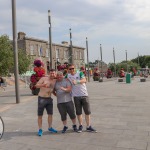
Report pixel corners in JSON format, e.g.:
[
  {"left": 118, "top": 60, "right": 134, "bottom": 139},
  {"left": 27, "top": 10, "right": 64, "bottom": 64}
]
[{"left": 54, "top": 78, "right": 72, "bottom": 104}]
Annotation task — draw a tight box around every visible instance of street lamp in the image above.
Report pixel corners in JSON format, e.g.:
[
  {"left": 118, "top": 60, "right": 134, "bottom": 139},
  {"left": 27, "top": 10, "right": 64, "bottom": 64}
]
[
  {"left": 125, "top": 50, "right": 128, "bottom": 72},
  {"left": 69, "top": 28, "right": 74, "bottom": 64},
  {"left": 138, "top": 52, "right": 140, "bottom": 66},
  {"left": 86, "top": 37, "right": 90, "bottom": 82},
  {"left": 48, "top": 10, "right": 52, "bottom": 69},
  {"left": 113, "top": 47, "right": 116, "bottom": 77},
  {"left": 100, "top": 44, "right": 103, "bottom": 81},
  {"left": 12, "top": 0, "right": 20, "bottom": 103}
]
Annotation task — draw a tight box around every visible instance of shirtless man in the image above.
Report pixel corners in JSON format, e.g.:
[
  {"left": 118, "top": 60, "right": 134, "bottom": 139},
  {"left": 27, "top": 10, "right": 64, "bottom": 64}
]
[{"left": 35, "top": 69, "right": 57, "bottom": 136}]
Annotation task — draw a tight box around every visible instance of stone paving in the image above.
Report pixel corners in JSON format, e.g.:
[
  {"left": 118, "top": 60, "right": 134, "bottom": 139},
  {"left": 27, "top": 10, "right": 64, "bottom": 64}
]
[{"left": 0, "top": 77, "right": 150, "bottom": 150}]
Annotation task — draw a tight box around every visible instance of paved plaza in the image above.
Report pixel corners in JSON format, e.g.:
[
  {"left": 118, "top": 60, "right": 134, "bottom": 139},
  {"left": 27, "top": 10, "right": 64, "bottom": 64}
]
[{"left": 0, "top": 77, "right": 150, "bottom": 150}]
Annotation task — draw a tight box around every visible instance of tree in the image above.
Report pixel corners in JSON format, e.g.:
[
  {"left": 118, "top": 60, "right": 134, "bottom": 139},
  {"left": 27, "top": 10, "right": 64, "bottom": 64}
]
[
  {"left": 0, "top": 35, "right": 13, "bottom": 76},
  {"left": 0, "top": 34, "right": 31, "bottom": 76},
  {"left": 108, "top": 61, "right": 140, "bottom": 75},
  {"left": 131, "top": 55, "right": 150, "bottom": 68},
  {"left": 18, "top": 48, "right": 31, "bottom": 74}
]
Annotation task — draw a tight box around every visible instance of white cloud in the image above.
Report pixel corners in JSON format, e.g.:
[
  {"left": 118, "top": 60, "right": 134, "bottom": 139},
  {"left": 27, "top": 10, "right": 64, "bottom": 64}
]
[{"left": 0, "top": 0, "right": 150, "bottom": 63}]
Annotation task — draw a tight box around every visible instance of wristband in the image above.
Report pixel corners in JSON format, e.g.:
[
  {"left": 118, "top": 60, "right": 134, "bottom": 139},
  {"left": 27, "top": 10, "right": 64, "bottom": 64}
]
[{"left": 77, "top": 80, "right": 80, "bottom": 84}]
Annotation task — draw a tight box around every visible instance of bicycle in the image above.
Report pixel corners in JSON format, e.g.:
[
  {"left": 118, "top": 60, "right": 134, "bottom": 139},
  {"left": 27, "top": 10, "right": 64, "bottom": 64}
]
[{"left": 0, "top": 116, "right": 4, "bottom": 139}]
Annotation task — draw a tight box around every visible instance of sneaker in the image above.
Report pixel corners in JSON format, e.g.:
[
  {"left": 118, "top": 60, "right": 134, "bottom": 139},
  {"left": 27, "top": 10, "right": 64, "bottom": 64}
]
[
  {"left": 72, "top": 124, "right": 77, "bottom": 132},
  {"left": 77, "top": 125, "right": 83, "bottom": 133},
  {"left": 38, "top": 129, "right": 43, "bottom": 136},
  {"left": 48, "top": 127, "right": 57, "bottom": 133},
  {"left": 86, "top": 126, "right": 97, "bottom": 132},
  {"left": 62, "top": 126, "right": 68, "bottom": 133}
]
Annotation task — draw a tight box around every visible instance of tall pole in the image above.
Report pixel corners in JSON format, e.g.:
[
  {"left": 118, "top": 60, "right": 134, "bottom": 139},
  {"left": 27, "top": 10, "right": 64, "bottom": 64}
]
[
  {"left": 125, "top": 50, "right": 128, "bottom": 72},
  {"left": 12, "top": 0, "right": 20, "bottom": 103},
  {"left": 113, "top": 47, "right": 116, "bottom": 77},
  {"left": 69, "top": 28, "right": 74, "bottom": 64},
  {"left": 100, "top": 44, "right": 103, "bottom": 81},
  {"left": 48, "top": 10, "right": 52, "bottom": 69},
  {"left": 86, "top": 37, "right": 90, "bottom": 82},
  {"left": 138, "top": 52, "right": 140, "bottom": 66}
]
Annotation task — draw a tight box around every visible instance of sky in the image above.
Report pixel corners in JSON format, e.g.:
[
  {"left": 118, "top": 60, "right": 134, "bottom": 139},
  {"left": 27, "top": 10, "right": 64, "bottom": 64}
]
[{"left": 0, "top": 0, "right": 150, "bottom": 64}]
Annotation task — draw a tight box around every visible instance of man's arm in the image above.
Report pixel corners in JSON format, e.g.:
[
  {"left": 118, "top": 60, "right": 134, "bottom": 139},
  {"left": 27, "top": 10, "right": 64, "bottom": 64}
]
[
  {"left": 35, "top": 78, "right": 46, "bottom": 88},
  {"left": 52, "top": 89, "right": 57, "bottom": 96},
  {"left": 60, "top": 80, "right": 72, "bottom": 92},
  {"left": 72, "top": 72, "right": 86, "bottom": 85}
]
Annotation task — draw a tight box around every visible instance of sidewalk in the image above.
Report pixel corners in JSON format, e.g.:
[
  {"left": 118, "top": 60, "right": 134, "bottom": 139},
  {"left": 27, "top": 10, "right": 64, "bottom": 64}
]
[{"left": 1, "top": 78, "right": 150, "bottom": 150}]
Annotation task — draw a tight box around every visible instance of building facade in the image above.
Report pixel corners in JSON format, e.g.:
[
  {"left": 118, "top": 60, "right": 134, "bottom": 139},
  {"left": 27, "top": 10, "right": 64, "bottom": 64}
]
[{"left": 17, "top": 32, "right": 85, "bottom": 72}]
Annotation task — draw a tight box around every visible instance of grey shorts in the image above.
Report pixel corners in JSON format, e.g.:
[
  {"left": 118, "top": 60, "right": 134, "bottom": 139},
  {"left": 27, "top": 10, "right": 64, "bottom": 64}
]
[
  {"left": 74, "top": 96, "right": 91, "bottom": 115},
  {"left": 38, "top": 96, "right": 53, "bottom": 116},
  {"left": 57, "top": 101, "right": 76, "bottom": 121}
]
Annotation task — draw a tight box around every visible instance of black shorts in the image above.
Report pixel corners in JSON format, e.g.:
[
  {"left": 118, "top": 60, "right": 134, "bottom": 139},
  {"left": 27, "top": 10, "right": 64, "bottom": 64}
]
[
  {"left": 57, "top": 101, "right": 76, "bottom": 121},
  {"left": 38, "top": 96, "right": 53, "bottom": 116},
  {"left": 74, "top": 96, "right": 91, "bottom": 115}
]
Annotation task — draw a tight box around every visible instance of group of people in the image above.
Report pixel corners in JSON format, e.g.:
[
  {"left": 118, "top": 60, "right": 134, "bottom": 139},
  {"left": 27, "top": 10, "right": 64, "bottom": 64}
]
[{"left": 35, "top": 64, "right": 97, "bottom": 136}]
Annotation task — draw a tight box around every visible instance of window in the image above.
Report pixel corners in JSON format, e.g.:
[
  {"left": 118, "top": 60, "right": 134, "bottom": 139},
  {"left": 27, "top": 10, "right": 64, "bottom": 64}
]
[
  {"left": 80, "top": 51, "right": 83, "bottom": 59},
  {"left": 75, "top": 51, "right": 78, "bottom": 59},
  {"left": 46, "top": 48, "right": 49, "bottom": 57},
  {"left": 56, "top": 49, "right": 60, "bottom": 59},
  {"left": 64, "top": 50, "right": 69, "bottom": 59},
  {"left": 38, "top": 45, "right": 43, "bottom": 56},
  {"left": 30, "top": 45, "right": 34, "bottom": 55}
]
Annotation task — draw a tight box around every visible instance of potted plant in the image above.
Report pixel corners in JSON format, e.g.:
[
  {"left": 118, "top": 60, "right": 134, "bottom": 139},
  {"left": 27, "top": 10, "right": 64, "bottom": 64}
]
[{"left": 29, "top": 59, "right": 45, "bottom": 95}]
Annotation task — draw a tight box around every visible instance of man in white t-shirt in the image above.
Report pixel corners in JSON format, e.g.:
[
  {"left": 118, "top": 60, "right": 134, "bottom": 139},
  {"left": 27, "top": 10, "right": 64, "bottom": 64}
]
[{"left": 66, "top": 64, "right": 97, "bottom": 133}]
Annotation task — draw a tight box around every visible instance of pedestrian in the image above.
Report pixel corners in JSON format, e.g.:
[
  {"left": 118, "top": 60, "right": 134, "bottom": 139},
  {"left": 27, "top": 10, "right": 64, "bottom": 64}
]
[
  {"left": 35, "top": 69, "right": 57, "bottom": 136},
  {"left": 66, "top": 64, "right": 97, "bottom": 133},
  {"left": 53, "top": 71, "right": 77, "bottom": 133},
  {"left": 80, "top": 66, "right": 86, "bottom": 77},
  {"left": 0, "top": 76, "right": 5, "bottom": 91}
]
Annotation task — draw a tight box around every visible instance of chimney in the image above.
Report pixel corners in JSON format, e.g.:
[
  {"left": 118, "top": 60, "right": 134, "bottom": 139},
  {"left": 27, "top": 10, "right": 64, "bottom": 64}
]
[
  {"left": 18, "top": 32, "right": 26, "bottom": 40},
  {"left": 61, "top": 41, "right": 69, "bottom": 45}
]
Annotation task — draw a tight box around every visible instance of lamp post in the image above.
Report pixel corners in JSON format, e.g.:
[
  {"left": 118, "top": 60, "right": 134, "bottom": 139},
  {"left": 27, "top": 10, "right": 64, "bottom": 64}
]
[
  {"left": 12, "top": 0, "right": 20, "bottom": 103},
  {"left": 125, "top": 50, "right": 128, "bottom": 72},
  {"left": 100, "top": 44, "right": 103, "bottom": 81},
  {"left": 69, "top": 28, "right": 74, "bottom": 64},
  {"left": 138, "top": 52, "right": 140, "bottom": 66},
  {"left": 48, "top": 10, "right": 52, "bottom": 69},
  {"left": 86, "top": 37, "right": 90, "bottom": 82},
  {"left": 113, "top": 47, "right": 116, "bottom": 77}
]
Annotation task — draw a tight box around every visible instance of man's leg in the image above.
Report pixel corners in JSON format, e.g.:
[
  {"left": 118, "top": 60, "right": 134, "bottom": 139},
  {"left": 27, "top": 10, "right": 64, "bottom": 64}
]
[
  {"left": 38, "top": 116, "right": 42, "bottom": 129},
  {"left": 71, "top": 118, "right": 76, "bottom": 125},
  {"left": 77, "top": 114, "right": 83, "bottom": 126},
  {"left": 48, "top": 114, "right": 52, "bottom": 128},
  {"left": 85, "top": 114, "right": 90, "bottom": 127},
  {"left": 38, "top": 115, "right": 43, "bottom": 136}
]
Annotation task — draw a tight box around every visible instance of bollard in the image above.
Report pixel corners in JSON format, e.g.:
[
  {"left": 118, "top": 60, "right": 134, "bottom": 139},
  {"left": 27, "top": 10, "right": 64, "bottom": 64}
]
[{"left": 118, "top": 78, "right": 123, "bottom": 82}]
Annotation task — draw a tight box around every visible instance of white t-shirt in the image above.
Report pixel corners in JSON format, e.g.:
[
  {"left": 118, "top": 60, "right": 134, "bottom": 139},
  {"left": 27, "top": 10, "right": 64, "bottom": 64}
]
[{"left": 67, "top": 72, "right": 88, "bottom": 97}]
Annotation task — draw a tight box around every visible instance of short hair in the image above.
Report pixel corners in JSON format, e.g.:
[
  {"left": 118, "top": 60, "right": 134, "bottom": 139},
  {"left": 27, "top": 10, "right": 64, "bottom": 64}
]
[
  {"left": 49, "top": 69, "right": 56, "bottom": 72},
  {"left": 57, "top": 71, "right": 63, "bottom": 75},
  {"left": 68, "top": 64, "right": 74, "bottom": 67}
]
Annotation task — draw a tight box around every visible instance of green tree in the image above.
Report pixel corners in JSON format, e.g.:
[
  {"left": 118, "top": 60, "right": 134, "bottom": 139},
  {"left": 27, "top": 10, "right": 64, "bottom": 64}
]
[
  {"left": 0, "top": 35, "right": 13, "bottom": 75},
  {"left": 0, "top": 34, "right": 31, "bottom": 76},
  {"left": 18, "top": 48, "right": 31, "bottom": 74},
  {"left": 131, "top": 55, "right": 150, "bottom": 68}
]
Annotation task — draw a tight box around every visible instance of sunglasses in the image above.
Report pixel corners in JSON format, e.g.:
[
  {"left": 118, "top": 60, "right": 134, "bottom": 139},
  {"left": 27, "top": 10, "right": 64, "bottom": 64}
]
[{"left": 69, "top": 68, "right": 75, "bottom": 70}]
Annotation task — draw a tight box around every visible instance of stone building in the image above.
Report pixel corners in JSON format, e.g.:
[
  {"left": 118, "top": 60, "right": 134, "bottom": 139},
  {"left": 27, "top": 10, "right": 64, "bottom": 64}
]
[{"left": 17, "top": 32, "right": 85, "bottom": 72}]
